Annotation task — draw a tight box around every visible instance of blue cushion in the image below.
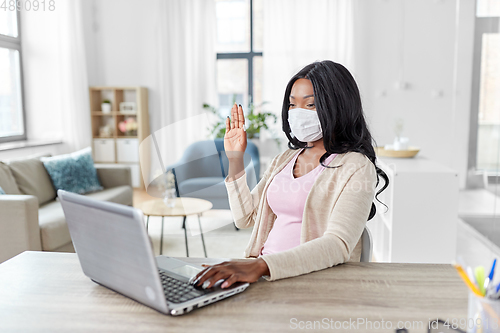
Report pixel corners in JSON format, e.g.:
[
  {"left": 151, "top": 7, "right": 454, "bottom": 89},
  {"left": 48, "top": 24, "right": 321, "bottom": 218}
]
[
  {"left": 41, "top": 147, "right": 103, "bottom": 195},
  {"left": 0, "top": 186, "right": 5, "bottom": 195}
]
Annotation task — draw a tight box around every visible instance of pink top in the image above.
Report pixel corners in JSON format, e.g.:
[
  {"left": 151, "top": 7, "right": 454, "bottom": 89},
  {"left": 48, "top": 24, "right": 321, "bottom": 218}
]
[{"left": 260, "top": 149, "right": 337, "bottom": 256}]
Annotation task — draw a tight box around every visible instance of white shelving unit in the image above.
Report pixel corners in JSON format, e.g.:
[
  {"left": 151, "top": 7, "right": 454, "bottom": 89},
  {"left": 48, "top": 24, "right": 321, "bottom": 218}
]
[{"left": 368, "top": 155, "right": 459, "bottom": 263}]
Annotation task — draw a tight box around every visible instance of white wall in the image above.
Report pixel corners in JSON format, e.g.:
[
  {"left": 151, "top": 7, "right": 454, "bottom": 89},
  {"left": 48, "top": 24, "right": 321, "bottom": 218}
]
[
  {"left": 82, "top": 0, "right": 162, "bottom": 134},
  {"left": 354, "top": 0, "right": 474, "bottom": 188},
  {"left": 80, "top": 0, "right": 475, "bottom": 187}
]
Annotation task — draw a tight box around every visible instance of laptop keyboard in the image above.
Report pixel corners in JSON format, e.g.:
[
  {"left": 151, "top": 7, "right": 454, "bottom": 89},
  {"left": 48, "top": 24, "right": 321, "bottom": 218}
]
[{"left": 159, "top": 270, "right": 204, "bottom": 304}]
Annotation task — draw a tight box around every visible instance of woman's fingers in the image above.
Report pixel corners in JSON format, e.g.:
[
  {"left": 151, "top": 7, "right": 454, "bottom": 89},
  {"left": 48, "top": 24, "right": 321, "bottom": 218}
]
[
  {"left": 221, "top": 274, "right": 238, "bottom": 289},
  {"left": 228, "top": 103, "right": 245, "bottom": 131},
  {"left": 234, "top": 103, "right": 239, "bottom": 129},
  {"left": 191, "top": 263, "right": 229, "bottom": 288},
  {"left": 225, "top": 116, "right": 230, "bottom": 133},
  {"left": 238, "top": 105, "right": 245, "bottom": 129},
  {"left": 230, "top": 103, "right": 236, "bottom": 130},
  {"left": 191, "top": 266, "right": 215, "bottom": 285},
  {"left": 204, "top": 270, "right": 229, "bottom": 289}
]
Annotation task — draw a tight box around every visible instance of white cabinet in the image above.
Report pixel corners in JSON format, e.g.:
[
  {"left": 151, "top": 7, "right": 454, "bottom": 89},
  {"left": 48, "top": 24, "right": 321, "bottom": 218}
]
[
  {"left": 93, "top": 139, "right": 115, "bottom": 163},
  {"left": 116, "top": 139, "right": 140, "bottom": 187},
  {"left": 116, "top": 139, "right": 139, "bottom": 163},
  {"left": 368, "top": 156, "right": 459, "bottom": 263}
]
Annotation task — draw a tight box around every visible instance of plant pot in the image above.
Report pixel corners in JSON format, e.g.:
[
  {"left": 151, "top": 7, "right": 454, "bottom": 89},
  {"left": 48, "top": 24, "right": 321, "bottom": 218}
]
[{"left": 101, "top": 103, "right": 111, "bottom": 113}]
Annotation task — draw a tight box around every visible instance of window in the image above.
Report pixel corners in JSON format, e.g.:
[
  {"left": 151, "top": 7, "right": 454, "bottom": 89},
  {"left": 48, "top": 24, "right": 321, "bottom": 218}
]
[
  {"left": 477, "top": 0, "right": 500, "bottom": 17},
  {"left": 468, "top": 0, "right": 500, "bottom": 183},
  {"left": 0, "top": 9, "right": 26, "bottom": 143},
  {"left": 215, "top": 0, "right": 263, "bottom": 115}
]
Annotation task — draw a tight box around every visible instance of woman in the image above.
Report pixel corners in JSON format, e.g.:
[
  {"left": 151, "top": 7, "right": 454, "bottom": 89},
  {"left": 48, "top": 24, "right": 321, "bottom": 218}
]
[{"left": 190, "top": 60, "right": 388, "bottom": 290}]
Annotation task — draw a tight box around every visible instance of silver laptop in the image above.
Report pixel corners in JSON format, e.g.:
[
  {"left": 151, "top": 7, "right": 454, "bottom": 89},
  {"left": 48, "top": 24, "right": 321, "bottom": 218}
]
[{"left": 58, "top": 189, "right": 249, "bottom": 316}]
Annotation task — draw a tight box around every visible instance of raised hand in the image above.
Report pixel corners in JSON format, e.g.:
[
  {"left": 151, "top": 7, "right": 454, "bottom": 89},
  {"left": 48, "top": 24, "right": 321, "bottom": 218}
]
[{"left": 224, "top": 103, "right": 247, "bottom": 160}]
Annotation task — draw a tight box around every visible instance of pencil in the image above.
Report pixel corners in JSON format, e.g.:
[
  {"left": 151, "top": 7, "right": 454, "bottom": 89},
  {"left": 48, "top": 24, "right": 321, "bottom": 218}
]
[{"left": 452, "top": 263, "right": 484, "bottom": 297}]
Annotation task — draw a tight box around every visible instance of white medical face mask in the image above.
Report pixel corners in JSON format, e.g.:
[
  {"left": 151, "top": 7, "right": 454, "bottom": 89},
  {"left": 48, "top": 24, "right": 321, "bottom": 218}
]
[{"left": 288, "top": 108, "right": 323, "bottom": 142}]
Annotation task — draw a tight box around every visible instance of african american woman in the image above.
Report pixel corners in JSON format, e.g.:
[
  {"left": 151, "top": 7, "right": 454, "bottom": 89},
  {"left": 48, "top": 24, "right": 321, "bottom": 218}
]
[{"left": 190, "top": 60, "right": 389, "bottom": 290}]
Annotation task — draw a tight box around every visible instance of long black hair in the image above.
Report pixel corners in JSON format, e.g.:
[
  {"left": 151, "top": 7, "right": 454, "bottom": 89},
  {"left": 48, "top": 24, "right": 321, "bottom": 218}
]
[{"left": 282, "top": 60, "right": 389, "bottom": 221}]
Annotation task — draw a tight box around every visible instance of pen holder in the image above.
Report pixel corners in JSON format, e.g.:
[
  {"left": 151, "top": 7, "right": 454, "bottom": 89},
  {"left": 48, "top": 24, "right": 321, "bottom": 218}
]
[{"left": 468, "top": 292, "right": 500, "bottom": 332}]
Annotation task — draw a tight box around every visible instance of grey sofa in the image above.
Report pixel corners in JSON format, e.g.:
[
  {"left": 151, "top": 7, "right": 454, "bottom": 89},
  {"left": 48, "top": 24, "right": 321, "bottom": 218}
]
[{"left": 0, "top": 155, "right": 133, "bottom": 263}]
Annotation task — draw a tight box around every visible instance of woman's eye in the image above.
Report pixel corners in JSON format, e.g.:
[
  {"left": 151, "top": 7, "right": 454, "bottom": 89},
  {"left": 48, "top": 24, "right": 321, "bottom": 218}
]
[
  {"left": 289, "top": 103, "right": 295, "bottom": 107},
  {"left": 307, "top": 104, "right": 315, "bottom": 108}
]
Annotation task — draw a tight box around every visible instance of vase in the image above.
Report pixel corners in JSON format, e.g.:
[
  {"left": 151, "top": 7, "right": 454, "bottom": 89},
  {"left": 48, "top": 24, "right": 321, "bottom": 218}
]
[
  {"left": 101, "top": 103, "right": 111, "bottom": 114},
  {"left": 163, "top": 188, "right": 176, "bottom": 208}
]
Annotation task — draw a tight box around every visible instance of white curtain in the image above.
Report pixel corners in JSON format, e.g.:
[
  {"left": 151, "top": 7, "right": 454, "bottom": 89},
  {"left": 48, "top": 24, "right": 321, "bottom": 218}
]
[
  {"left": 143, "top": 0, "right": 217, "bottom": 186},
  {"left": 57, "top": 0, "right": 92, "bottom": 152},
  {"left": 262, "top": 0, "right": 354, "bottom": 131}
]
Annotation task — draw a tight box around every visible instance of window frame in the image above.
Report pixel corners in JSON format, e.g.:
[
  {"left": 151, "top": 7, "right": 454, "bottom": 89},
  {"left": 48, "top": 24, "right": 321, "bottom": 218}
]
[
  {"left": 216, "top": 0, "right": 262, "bottom": 102},
  {"left": 0, "top": 9, "right": 27, "bottom": 143}
]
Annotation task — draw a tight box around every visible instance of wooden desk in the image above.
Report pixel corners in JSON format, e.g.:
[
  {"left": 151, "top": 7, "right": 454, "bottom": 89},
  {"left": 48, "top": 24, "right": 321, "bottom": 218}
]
[{"left": 0, "top": 252, "right": 468, "bottom": 333}]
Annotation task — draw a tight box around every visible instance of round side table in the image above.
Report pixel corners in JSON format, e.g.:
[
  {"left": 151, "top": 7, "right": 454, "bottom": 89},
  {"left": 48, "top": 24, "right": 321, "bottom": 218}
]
[{"left": 137, "top": 197, "right": 213, "bottom": 257}]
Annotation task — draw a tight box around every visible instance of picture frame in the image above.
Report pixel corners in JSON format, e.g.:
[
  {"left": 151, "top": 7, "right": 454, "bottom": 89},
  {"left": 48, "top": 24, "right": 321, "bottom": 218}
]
[{"left": 119, "top": 102, "right": 136, "bottom": 114}]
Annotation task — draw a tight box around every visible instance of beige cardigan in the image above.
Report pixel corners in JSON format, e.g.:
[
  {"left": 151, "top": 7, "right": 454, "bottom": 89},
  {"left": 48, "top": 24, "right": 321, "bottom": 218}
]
[{"left": 225, "top": 148, "right": 377, "bottom": 281}]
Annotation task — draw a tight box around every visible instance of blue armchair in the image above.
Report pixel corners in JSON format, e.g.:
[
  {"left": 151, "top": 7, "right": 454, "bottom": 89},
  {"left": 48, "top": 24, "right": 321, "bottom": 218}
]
[{"left": 166, "top": 139, "right": 260, "bottom": 210}]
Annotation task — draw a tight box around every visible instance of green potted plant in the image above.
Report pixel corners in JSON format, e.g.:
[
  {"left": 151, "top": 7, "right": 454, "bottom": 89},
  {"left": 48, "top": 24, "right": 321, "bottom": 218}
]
[{"left": 101, "top": 100, "right": 112, "bottom": 114}]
